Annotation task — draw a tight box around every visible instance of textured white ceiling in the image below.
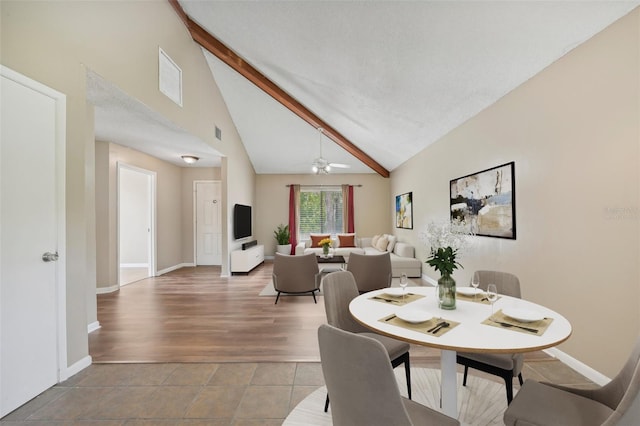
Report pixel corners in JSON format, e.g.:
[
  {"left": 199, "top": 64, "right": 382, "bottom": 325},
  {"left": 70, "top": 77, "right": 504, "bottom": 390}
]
[
  {"left": 87, "top": 70, "right": 222, "bottom": 168},
  {"left": 181, "top": 0, "right": 639, "bottom": 175}
]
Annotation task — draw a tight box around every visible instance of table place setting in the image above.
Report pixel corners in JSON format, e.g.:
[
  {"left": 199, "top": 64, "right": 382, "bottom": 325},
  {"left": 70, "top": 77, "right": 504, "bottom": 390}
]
[
  {"left": 482, "top": 309, "right": 553, "bottom": 335},
  {"left": 455, "top": 286, "right": 498, "bottom": 305},
  {"left": 369, "top": 290, "right": 425, "bottom": 306},
  {"left": 379, "top": 312, "right": 460, "bottom": 337}
]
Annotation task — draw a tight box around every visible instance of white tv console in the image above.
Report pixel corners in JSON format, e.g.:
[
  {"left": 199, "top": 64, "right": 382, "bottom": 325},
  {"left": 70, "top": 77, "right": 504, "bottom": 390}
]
[{"left": 231, "top": 244, "right": 264, "bottom": 275}]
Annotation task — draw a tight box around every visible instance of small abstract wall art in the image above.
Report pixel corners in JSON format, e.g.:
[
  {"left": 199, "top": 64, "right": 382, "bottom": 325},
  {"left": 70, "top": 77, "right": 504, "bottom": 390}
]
[
  {"left": 450, "top": 162, "right": 516, "bottom": 239},
  {"left": 396, "top": 192, "right": 413, "bottom": 229}
]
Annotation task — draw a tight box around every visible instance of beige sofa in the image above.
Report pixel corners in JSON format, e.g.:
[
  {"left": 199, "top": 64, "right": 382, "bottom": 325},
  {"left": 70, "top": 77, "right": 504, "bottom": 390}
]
[{"left": 295, "top": 234, "right": 422, "bottom": 278}]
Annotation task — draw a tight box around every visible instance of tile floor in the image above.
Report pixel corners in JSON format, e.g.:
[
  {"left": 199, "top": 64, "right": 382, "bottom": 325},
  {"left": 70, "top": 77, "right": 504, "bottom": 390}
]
[{"left": 1, "top": 359, "right": 594, "bottom": 425}]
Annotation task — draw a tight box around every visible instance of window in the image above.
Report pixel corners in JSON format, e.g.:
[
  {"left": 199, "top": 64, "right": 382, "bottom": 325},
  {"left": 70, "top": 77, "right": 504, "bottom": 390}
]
[{"left": 299, "top": 186, "right": 343, "bottom": 241}]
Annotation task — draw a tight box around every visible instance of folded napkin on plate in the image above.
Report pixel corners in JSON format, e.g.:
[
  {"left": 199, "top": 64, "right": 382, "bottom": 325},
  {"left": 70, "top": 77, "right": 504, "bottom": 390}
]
[
  {"left": 482, "top": 309, "right": 553, "bottom": 335},
  {"left": 369, "top": 292, "right": 424, "bottom": 306},
  {"left": 456, "top": 292, "right": 494, "bottom": 305},
  {"left": 379, "top": 314, "right": 460, "bottom": 337}
]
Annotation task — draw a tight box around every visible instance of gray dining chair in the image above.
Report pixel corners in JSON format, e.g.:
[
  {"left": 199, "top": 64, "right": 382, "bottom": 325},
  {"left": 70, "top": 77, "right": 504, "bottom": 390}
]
[
  {"left": 346, "top": 251, "right": 392, "bottom": 293},
  {"left": 504, "top": 335, "right": 640, "bottom": 425},
  {"left": 318, "top": 324, "right": 460, "bottom": 426},
  {"left": 272, "top": 252, "right": 321, "bottom": 304},
  {"left": 456, "top": 270, "right": 524, "bottom": 403},
  {"left": 321, "top": 271, "right": 411, "bottom": 412}
]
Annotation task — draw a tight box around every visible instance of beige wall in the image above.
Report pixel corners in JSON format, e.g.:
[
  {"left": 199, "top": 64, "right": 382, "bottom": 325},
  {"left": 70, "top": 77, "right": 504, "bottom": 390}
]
[
  {"left": 96, "top": 142, "right": 225, "bottom": 287},
  {"left": 255, "top": 173, "right": 391, "bottom": 255},
  {"left": 392, "top": 10, "right": 640, "bottom": 377},
  {"left": 1, "top": 0, "right": 255, "bottom": 366}
]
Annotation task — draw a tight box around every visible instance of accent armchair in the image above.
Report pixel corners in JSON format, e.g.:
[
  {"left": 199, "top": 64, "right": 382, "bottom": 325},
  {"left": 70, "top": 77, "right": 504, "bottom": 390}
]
[{"left": 272, "top": 252, "right": 321, "bottom": 304}]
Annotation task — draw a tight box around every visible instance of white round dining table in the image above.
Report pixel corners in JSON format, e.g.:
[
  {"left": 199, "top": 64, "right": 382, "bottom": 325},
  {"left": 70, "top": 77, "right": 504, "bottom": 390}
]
[{"left": 349, "top": 286, "right": 572, "bottom": 418}]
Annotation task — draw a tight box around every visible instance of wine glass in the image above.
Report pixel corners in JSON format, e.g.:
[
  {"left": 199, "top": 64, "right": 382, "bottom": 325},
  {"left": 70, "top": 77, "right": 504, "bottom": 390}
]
[
  {"left": 399, "top": 273, "right": 408, "bottom": 300},
  {"left": 470, "top": 275, "right": 480, "bottom": 301},
  {"left": 487, "top": 283, "right": 498, "bottom": 315}
]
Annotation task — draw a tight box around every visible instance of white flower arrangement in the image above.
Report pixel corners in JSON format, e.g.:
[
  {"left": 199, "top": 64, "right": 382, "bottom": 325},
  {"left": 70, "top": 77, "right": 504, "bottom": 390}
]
[
  {"left": 419, "top": 220, "right": 474, "bottom": 275},
  {"left": 420, "top": 220, "right": 473, "bottom": 253}
]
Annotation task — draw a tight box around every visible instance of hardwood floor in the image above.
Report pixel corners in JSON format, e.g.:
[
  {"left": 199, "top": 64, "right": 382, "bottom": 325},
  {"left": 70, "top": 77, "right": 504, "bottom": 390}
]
[
  {"left": 90, "top": 262, "right": 555, "bottom": 366},
  {"left": 90, "top": 262, "right": 447, "bottom": 363},
  {"left": 7, "top": 263, "right": 588, "bottom": 425}
]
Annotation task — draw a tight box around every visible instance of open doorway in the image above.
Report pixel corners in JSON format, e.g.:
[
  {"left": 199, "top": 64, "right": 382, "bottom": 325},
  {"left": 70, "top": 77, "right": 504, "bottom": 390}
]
[{"left": 118, "top": 163, "right": 156, "bottom": 286}]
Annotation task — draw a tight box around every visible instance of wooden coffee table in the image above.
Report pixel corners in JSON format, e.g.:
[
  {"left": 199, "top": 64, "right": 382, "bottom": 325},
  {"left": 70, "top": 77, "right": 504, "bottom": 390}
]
[{"left": 316, "top": 255, "right": 346, "bottom": 272}]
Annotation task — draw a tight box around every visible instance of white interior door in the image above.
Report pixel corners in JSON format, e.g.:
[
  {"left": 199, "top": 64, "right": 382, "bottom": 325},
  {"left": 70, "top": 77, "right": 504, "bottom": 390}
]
[
  {"left": 0, "top": 67, "right": 66, "bottom": 417},
  {"left": 196, "top": 181, "right": 221, "bottom": 265}
]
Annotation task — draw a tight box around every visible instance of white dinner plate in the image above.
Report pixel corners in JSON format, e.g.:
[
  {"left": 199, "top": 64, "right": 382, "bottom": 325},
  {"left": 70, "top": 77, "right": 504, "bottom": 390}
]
[
  {"left": 395, "top": 308, "right": 432, "bottom": 324},
  {"left": 502, "top": 307, "right": 545, "bottom": 323},
  {"left": 384, "top": 288, "right": 406, "bottom": 297},
  {"left": 456, "top": 287, "right": 483, "bottom": 296}
]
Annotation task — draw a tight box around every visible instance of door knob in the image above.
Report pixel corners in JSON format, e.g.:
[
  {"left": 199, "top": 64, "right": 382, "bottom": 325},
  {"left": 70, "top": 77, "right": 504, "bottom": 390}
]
[{"left": 42, "top": 252, "right": 59, "bottom": 262}]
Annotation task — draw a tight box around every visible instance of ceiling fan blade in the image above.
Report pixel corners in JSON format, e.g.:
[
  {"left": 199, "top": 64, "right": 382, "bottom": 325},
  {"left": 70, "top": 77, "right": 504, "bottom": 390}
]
[{"left": 329, "top": 163, "right": 351, "bottom": 169}]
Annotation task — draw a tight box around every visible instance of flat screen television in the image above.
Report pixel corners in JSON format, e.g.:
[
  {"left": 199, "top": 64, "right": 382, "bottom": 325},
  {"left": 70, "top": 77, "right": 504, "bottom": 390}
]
[{"left": 233, "top": 204, "right": 252, "bottom": 239}]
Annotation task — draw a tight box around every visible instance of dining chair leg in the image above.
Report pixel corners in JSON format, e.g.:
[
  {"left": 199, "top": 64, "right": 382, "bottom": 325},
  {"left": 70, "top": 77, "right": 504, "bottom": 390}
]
[
  {"left": 324, "top": 394, "right": 330, "bottom": 412},
  {"left": 462, "top": 365, "right": 469, "bottom": 386},
  {"left": 404, "top": 356, "right": 412, "bottom": 399},
  {"left": 504, "top": 376, "right": 514, "bottom": 404},
  {"left": 275, "top": 292, "right": 281, "bottom": 304},
  {"left": 518, "top": 373, "right": 523, "bottom": 386},
  {"left": 311, "top": 290, "right": 317, "bottom": 304}
]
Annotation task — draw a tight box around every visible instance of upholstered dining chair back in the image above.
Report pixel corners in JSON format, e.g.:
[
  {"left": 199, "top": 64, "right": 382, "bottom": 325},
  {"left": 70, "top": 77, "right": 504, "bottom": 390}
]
[
  {"left": 457, "top": 270, "right": 524, "bottom": 403},
  {"left": 272, "top": 253, "right": 320, "bottom": 304},
  {"left": 473, "top": 270, "right": 521, "bottom": 298},
  {"left": 347, "top": 252, "right": 392, "bottom": 293},
  {"left": 505, "top": 336, "right": 640, "bottom": 426},
  {"left": 322, "top": 271, "right": 369, "bottom": 333},
  {"left": 321, "top": 270, "right": 412, "bottom": 411},
  {"left": 318, "top": 324, "right": 459, "bottom": 426}
]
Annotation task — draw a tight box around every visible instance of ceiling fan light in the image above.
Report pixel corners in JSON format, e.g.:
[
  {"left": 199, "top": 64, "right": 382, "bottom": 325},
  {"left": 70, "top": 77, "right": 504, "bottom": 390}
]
[
  {"left": 312, "top": 165, "right": 318, "bottom": 173},
  {"left": 325, "top": 165, "right": 331, "bottom": 172},
  {"left": 181, "top": 155, "right": 199, "bottom": 164}
]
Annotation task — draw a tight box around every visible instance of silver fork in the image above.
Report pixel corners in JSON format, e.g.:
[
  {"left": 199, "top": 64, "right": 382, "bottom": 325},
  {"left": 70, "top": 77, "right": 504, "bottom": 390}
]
[{"left": 490, "top": 317, "right": 538, "bottom": 333}]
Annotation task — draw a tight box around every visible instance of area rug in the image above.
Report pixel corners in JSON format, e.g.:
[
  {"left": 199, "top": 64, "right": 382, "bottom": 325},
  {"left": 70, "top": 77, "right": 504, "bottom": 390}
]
[
  {"left": 258, "top": 277, "right": 415, "bottom": 297},
  {"left": 283, "top": 367, "right": 509, "bottom": 426}
]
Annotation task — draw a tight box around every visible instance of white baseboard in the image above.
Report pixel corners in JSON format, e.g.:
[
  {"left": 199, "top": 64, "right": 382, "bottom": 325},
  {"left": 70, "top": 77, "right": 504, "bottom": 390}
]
[
  {"left": 87, "top": 321, "right": 101, "bottom": 333},
  {"left": 157, "top": 263, "right": 194, "bottom": 276},
  {"left": 544, "top": 347, "right": 610, "bottom": 386},
  {"left": 96, "top": 284, "right": 119, "bottom": 294},
  {"left": 61, "top": 355, "right": 92, "bottom": 382},
  {"left": 422, "top": 273, "right": 437, "bottom": 286},
  {"left": 120, "top": 263, "right": 149, "bottom": 268}
]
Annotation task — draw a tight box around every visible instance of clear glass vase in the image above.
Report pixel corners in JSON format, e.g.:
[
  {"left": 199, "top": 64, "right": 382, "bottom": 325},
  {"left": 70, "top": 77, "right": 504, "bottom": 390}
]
[
  {"left": 437, "top": 272, "right": 456, "bottom": 310},
  {"left": 322, "top": 245, "right": 329, "bottom": 257}
]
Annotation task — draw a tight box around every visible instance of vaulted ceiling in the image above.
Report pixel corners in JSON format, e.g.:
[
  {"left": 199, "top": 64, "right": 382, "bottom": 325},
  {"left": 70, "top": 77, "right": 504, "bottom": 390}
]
[{"left": 95, "top": 1, "right": 640, "bottom": 174}]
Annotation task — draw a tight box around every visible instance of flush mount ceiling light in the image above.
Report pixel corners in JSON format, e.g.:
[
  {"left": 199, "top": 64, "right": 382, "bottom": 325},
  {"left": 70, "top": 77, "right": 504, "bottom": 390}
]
[
  {"left": 311, "top": 128, "right": 350, "bottom": 174},
  {"left": 181, "top": 155, "right": 199, "bottom": 164}
]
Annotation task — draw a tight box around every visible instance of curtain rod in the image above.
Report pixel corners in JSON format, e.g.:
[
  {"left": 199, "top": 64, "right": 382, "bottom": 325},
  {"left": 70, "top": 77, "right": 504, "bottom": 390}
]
[{"left": 285, "top": 184, "right": 363, "bottom": 187}]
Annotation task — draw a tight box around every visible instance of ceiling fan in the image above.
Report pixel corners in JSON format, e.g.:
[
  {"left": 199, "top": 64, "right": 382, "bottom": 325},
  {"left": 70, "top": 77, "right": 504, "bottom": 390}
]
[{"left": 312, "top": 128, "right": 350, "bottom": 174}]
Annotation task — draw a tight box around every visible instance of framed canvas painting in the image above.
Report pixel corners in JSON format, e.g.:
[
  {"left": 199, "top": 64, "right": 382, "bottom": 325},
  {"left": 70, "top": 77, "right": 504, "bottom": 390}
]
[
  {"left": 395, "top": 192, "right": 413, "bottom": 229},
  {"left": 450, "top": 162, "right": 516, "bottom": 239}
]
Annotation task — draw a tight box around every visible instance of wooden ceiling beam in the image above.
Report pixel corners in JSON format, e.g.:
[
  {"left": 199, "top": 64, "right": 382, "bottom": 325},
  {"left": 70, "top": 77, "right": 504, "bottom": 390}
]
[{"left": 169, "top": 0, "right": 389, "bottom": 178}]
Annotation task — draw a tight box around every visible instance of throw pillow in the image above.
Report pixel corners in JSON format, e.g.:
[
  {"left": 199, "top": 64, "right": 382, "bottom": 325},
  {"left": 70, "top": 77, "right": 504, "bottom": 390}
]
[
  {"left": 310, "top": 234, "right": 330, "bottom": 248},
  {"left": 338, "top": 233, "right": 356, "bottom": 248},
  {"left": 375, "top": 235, "right": 389, "bottom": 252},
  {"left": 386, "top": 234, "right": 397, "bottom": 252},
  {"left": 372, "top": 234, "right": 381, "bottom": 247}
]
